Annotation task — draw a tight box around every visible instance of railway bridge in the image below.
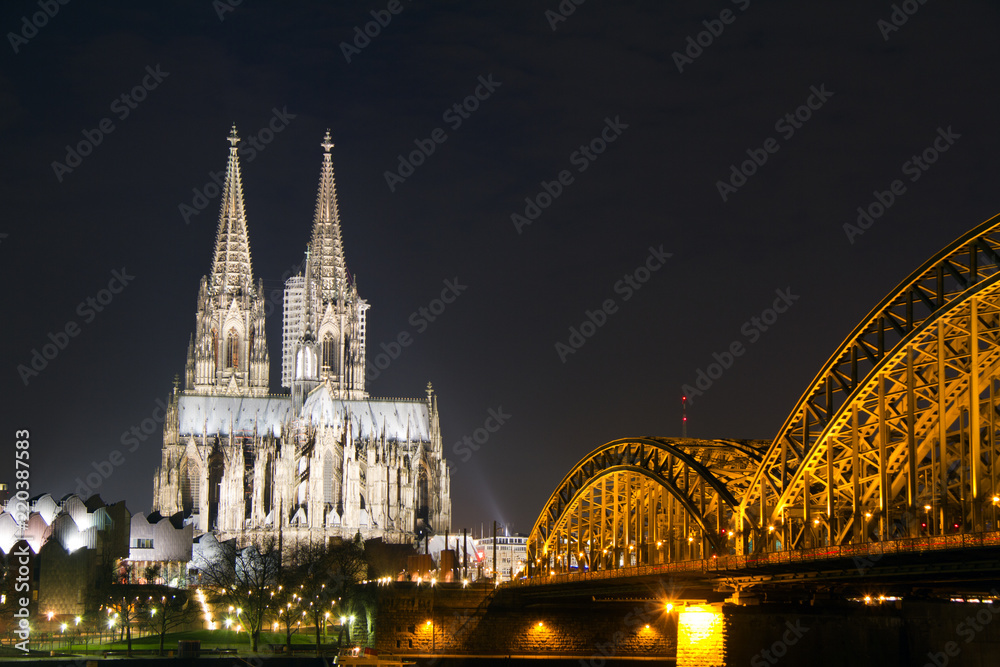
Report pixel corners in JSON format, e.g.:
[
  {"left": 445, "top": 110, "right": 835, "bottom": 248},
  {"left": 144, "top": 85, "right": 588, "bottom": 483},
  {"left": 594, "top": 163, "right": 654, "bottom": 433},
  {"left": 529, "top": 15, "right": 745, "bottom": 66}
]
[{"left": 379, "top": 216, "right": 1000, "bottom": 665}]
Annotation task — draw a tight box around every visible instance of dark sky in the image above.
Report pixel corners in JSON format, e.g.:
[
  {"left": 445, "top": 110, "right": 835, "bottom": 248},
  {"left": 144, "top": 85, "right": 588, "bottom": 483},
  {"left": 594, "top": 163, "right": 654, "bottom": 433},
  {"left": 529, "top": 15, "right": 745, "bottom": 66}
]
[{"left": 3, "top": 0, "right": 999, "bottom": 536}]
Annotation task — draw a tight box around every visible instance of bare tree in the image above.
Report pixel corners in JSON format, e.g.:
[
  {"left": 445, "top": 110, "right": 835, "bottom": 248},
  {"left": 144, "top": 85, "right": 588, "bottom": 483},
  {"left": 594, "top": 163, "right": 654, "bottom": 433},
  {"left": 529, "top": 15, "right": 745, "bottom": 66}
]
[
  {"left": 198, "top": 534, "right": 282, "bottom": 652},
  {"left": 102, "top": 585, "right": 146, "bottom": 656},
  {"left": 326, "top": 534, "right": 368, "bottom": 647},
  {"left": 288, "top": 540, "right": 340, "bottom": 651},
  {"left": 137, "top": 587, "right": 197, "bottom": 655},
  {"left": 268, "top": 578, "right": 303, "bottom": 651}
]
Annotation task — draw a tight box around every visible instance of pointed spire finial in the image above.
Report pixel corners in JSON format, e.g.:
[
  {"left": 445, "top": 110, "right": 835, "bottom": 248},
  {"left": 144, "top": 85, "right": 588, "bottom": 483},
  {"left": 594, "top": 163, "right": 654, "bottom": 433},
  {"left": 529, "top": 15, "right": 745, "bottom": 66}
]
[
  {"left": 309, "top": 130, "right": 349, "bottom": 302},
  {"left": 210, "top": 125, "right": 254, "bottom": 297}
]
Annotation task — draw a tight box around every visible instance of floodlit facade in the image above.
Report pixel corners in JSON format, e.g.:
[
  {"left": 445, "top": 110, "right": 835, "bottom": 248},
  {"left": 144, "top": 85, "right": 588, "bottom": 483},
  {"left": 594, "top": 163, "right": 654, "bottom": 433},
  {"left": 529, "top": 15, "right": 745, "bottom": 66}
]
[
  {"left": 474, "top": 534, "right": 528, "bottom": 582},
  {"left": 151, "top": 128, "right": 451, "bottom": 548},
  {"left": 0, "top": 494, "right": 130, "bottom": 616},
  {"left": 126, "top": 511, "right": 194, "bottom": 587}
]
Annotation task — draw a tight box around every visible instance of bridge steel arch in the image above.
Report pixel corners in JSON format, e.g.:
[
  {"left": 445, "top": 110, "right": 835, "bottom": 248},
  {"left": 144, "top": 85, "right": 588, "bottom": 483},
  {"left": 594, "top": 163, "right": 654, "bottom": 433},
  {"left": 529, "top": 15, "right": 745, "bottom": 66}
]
[
  {"left": 525, "top": 437, "right": 764, "bottom": 577},
  {"left": 737, "top": 214, "right": 1000, "bottom": 554}
]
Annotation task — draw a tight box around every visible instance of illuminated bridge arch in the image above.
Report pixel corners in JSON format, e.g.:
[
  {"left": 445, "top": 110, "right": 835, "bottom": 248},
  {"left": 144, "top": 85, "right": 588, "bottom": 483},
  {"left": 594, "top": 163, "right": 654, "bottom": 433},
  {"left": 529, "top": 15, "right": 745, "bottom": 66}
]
[
  {"left": 738, "top": 214, "right": 1000, "bottom": 554},
  {"left": 526, "top": 437, "right": 764, "bottom": 577}
]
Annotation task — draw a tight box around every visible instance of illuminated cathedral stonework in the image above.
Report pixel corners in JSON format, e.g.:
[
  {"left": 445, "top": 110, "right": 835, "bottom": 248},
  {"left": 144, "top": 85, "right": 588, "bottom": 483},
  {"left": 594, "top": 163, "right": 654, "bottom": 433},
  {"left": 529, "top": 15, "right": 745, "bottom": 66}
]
[{"left": 151, "top": 128, "right": 451, "bottom": 546}]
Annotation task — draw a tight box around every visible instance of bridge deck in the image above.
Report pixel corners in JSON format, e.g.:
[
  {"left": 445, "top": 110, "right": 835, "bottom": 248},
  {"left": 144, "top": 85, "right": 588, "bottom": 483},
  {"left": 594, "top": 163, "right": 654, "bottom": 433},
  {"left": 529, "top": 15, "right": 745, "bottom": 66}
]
[{"left": 513, "top": 530, "right": 1000, "bottom": 590}]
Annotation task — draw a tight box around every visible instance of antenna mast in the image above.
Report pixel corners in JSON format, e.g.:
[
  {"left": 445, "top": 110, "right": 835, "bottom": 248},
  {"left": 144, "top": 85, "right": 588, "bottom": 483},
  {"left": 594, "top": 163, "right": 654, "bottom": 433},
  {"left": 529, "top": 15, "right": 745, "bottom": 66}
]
[{"left": 682, "top": 394, "right": 687, "bottom": 438}]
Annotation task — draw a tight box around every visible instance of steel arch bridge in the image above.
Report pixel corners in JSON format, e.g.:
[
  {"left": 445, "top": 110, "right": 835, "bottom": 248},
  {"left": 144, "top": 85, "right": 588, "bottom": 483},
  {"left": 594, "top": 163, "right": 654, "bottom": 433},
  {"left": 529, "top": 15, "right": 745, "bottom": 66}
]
[{"left": 526, "top": 214, "right": 1000, "bottom": 578}]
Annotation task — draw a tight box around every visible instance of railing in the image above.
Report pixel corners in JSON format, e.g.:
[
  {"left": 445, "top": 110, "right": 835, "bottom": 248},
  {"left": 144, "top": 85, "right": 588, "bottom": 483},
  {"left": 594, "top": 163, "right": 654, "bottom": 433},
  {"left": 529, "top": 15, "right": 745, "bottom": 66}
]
[{"left": 512, "top": 530, "right": 1000, "bottom": 587}]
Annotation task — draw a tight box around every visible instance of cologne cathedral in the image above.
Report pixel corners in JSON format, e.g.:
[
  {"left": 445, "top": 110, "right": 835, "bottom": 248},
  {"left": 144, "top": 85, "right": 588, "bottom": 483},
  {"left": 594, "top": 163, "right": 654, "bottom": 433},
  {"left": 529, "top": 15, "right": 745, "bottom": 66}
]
[{"left": 151, "top": 128, "right": 451, "bottom": 546}]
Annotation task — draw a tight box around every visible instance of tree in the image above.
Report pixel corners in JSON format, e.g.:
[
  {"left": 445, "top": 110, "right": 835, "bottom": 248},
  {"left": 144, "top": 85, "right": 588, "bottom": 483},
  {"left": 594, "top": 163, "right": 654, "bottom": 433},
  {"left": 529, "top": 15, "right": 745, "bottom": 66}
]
[
  {"left": 88, "top": 547, "right": 145, "bottom": 656},
  {"left": 198, "top": 534, "right": 282, "bottom": 652},
  {"left": 326, "top": 534, "right": 368, "bottom": 647},
  {"left": 267, "top": 580, "right": 303, "bottom": 651},
  {"left": 102, "top": 584, "right": 145, "bottom": 656},
  {"left": 288, "top": 540, "right": 339, "bottom": 651},
  {"left": 137, "top": 587, "right": 197, "bottom": 656}
]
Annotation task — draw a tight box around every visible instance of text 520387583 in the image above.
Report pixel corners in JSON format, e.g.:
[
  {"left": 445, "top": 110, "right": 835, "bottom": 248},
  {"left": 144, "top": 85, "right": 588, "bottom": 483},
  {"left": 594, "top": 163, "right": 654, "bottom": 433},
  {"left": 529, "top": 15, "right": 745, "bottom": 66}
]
[{"left": 12, "top": 429, "right": 31, "bottom": 652}]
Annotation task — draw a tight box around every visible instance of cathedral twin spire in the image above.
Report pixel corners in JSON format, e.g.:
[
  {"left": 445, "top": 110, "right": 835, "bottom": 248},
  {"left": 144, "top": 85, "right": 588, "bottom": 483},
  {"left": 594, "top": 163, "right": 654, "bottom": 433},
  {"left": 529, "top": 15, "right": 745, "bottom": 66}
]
[
  {"left": 210, "top": 126, "right": 255, "bottom": 298},
  {"left": 184, "top": 125, "right": 367, "bottom": 399},
  {"left": 310, "top": 130, "right": 350, "bottom": 303},
  {"left": 185, "top": 125, "right": 269, "bottom": 396},
  {"left": 288, "top": 130, "right": 369, "bottom": 399}
]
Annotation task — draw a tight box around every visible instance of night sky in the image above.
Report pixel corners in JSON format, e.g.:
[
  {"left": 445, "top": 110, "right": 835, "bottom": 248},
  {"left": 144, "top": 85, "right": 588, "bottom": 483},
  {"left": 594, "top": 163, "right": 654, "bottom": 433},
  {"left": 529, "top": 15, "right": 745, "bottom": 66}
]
[{"left": 4, "top": 0, "right": 999, "bottom": 537}]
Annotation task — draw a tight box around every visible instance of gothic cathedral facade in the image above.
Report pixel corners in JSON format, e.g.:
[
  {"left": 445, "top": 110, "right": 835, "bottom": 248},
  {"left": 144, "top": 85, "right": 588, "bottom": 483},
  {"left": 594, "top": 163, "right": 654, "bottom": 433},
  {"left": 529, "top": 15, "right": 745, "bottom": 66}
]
[{"left": 151, "top": 128, "right": 451, "bottom": 546}]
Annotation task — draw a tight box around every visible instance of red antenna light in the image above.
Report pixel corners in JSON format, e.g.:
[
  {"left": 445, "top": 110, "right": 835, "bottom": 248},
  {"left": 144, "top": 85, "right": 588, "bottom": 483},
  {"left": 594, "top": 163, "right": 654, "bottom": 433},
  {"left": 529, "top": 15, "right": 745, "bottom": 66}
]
[{"left": 681, "top": 394, "right": 688, "bottom": 438}]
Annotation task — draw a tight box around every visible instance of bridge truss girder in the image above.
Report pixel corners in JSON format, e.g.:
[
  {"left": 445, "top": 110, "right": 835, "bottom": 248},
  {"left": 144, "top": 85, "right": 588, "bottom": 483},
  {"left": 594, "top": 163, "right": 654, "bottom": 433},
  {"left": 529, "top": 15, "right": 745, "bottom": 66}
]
[
  {"left": 526, "top": 438, "right": 763, "bottom": 577},
  {"left": 740, "top": 275, "right": 1000, "bottom": 553}
]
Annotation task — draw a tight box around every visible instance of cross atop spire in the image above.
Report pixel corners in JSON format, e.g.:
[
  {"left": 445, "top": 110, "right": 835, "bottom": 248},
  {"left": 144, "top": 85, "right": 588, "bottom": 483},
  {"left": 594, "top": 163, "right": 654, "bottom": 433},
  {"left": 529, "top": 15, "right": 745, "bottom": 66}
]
[
  {"left": 310, "top": 131, "right": 349, "bottom": 302},
  {"left": 210, "top": 126, "right": 255, "bottom": 297}
]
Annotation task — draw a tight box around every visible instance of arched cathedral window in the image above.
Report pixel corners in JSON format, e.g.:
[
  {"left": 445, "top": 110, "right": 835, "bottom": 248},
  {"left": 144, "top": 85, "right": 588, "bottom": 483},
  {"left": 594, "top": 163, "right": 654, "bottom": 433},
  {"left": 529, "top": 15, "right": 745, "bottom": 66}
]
[
  {"left": 226, "top": 329, "right": 239, "bottom": 369},
  {"left": 322, "top": 334, "right": 334, "bottom": 371},
  {"left": 323, "top": 452, "right": 334, "bottom": 506},
  {"left": 211, "top": 329, "right": 219, "bottom": 368}
]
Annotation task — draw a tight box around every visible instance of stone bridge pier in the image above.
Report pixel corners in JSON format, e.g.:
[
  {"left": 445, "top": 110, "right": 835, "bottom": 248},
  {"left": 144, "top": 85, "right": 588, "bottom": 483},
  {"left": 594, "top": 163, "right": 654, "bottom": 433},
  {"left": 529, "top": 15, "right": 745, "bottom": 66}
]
[{"left": 375, "top": 583, "right": 1000, "bottom": 665}]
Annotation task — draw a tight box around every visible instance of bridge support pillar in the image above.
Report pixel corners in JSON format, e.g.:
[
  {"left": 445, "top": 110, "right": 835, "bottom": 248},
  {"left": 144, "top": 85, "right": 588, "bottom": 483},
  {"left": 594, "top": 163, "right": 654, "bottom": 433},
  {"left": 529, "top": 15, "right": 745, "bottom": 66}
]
[{"left": 676, "top": 603, "right": 725, "bottom": 667}]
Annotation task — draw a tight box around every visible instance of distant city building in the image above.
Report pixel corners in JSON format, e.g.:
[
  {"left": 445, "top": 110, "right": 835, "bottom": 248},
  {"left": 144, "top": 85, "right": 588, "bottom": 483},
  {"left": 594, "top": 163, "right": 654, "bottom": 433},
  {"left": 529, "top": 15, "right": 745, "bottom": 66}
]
[
  {"left": 151, "top": 128, "right": 451, "bottom": 548},
  {"left": 474, "top": 534, "right": 527, "bottom": 582}
]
